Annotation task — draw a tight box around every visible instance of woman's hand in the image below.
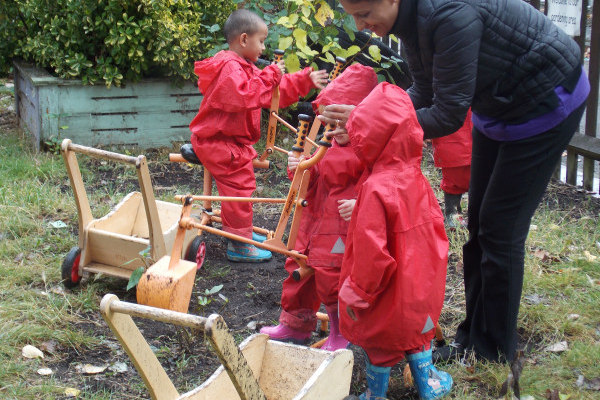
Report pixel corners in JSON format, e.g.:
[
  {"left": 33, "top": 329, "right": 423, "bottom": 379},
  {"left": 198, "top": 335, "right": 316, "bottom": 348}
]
[
  {"left": 310, "top": 69, "right": 328, "bottom": 89},
  {"left": 287, "top": 151, "right": 305, "bottom": 171},
  {"left": 317, "top": 104, "right": 356, "bottom": 131},
  {"left": 338, "top": 199, "right": 356, "bottom": 221}
]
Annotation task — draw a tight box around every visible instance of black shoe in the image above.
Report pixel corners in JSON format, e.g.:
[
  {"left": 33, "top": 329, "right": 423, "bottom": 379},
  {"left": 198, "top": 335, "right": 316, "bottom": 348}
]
[{"left": 432, "top": 342, "right": 465, "bottom": 364}]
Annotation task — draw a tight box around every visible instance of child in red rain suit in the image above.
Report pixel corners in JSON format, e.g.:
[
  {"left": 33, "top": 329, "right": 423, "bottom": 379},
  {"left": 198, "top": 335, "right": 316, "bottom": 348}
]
[
  {"left": 338, "top": 82, "right": 452, "bottom": 400},
  {"left": 260, "top": 64, "right": 377, "bottom": 351},
  {"left": 189, "top": 9, "right": 327, "bottom": 262},
  {"left": 431, "top": 110, "right": 473, "bottom": 229}
]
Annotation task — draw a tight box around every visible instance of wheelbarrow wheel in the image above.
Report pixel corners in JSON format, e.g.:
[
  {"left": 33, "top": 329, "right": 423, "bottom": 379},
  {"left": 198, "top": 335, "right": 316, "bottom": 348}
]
[
  {"left": 62, "top": 247, "right": 82, "bottom": 289},
  {"left": 185, "top": 236, "right": 206, "bottom": 270}
]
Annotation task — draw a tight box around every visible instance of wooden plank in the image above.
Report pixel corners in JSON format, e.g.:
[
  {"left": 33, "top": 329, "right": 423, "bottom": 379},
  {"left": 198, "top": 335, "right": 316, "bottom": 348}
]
[
  {"left": 205, "top": 315, "right": 267, "bottom": 400},
  {"left": 568, "top": 134, "right": 600, "bottom": 160},
  {"left": 259, "top": 341, "right": 329, "bottom": 400},
  {"left": 181, "top": 334, "right": 269, "bottom": 400},
  {"left": 293, "top": 350, "right": 353, "bottom": 400},
  {"left": 83, "top": 263, "right": 134, "bottom": 279},
  {"left": 13, "top": 60, "right": 202, "bottom": 149},
  {"left": 99, "top": 295, "right": 180, "bottom": 400}
]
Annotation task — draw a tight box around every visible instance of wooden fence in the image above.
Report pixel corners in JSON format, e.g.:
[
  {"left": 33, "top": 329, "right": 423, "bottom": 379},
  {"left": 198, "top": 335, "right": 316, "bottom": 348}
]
[{"left": 330, "top": 0, "right": 600, "bottom": 192}]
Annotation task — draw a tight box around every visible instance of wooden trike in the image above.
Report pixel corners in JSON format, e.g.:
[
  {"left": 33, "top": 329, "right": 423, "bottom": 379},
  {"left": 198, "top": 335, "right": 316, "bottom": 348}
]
[
  {"left": 101, "top": 293, "right": 354, "bottom": 400},
  {"left": 60, "top": 139, "right": 202, "bottom": 288}
]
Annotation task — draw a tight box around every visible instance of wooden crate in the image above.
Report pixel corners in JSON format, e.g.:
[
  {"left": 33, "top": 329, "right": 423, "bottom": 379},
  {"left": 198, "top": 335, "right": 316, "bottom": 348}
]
[{"left": 13, "top": 60, "right": 200, "bottom": 150}]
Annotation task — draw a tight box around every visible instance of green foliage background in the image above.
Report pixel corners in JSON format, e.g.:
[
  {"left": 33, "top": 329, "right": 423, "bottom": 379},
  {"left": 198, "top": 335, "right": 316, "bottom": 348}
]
[
  {"left": 0, "top": 0, "right": 405, "bottom": 87},
  {"left": 0, "top": 0, "right": 235, "bottom": 87}
]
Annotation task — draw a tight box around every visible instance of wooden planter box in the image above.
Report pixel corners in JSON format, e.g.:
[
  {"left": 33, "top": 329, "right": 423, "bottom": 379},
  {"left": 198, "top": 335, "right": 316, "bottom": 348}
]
[{"left": 13, "top": 60, "right": 200, "bottom": 150}]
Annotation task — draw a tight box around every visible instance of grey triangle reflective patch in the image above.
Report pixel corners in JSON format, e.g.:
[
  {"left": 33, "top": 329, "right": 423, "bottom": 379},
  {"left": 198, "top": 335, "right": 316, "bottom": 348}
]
[
  {"left": 330, "top": 237, "right": 345, "bottom": 254},
  {"left": 421, "top": 316, "right": 435, "bottom": 334}
]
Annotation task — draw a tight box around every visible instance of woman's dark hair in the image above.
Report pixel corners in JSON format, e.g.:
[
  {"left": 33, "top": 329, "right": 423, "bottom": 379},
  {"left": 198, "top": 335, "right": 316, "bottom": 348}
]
[{"left": 223, "top": 9, "right": 266, "bottom": 44}]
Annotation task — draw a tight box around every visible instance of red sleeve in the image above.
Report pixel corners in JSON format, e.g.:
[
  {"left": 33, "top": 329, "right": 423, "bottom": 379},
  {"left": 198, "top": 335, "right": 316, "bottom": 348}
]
[
  {"left": 347, "top": 192, "right": 396, "bottom": 305},
  {"left": 209, "top": 63, "right": 282, "bottom": 112},
  {"left": 278, "top": 67, "right": 316, "bottom": 108}
]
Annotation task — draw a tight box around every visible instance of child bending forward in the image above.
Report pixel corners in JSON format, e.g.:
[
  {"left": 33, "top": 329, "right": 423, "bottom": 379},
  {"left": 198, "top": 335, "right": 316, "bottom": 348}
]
[
  {"left": 260, "top": 64, "right": 377, "bottom": 350},
  {"left": 339, "top": 82, "right": 452, "bottom": 400},
  {"left": 189, "top": 9, "right": 327, "bottom": 262}
]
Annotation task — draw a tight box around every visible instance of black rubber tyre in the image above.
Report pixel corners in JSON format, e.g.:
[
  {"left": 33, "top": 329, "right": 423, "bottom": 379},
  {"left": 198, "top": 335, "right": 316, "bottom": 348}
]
[
  {"left": 185, "top": 236, "right": 206, "bottom": 270},
  {"left": 61, "top": 246, "right": 82, "bottom": 289}
]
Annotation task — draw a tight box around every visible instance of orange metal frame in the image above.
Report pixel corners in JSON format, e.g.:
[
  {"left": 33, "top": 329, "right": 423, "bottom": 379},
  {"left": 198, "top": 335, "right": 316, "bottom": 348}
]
[{"left": 169, "top": 54, "right": 347, "bottom": 280}]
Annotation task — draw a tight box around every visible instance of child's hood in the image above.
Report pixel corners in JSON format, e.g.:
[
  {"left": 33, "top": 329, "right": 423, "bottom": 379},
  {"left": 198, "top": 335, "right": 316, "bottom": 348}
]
[
  {"left": 194, "top": 50, "right": 251, "bottom": 93},
  {"left": 312, "top": 64, "right": 378, "bottom": 113},
  {"left": 346, "top": 82, "right": 424, "bottom": 169}
]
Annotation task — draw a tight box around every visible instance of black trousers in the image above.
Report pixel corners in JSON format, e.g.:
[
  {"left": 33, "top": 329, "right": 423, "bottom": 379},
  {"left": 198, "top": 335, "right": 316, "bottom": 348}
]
[{"left": 455, "top": 103, "right": 586, "bottom": 362}]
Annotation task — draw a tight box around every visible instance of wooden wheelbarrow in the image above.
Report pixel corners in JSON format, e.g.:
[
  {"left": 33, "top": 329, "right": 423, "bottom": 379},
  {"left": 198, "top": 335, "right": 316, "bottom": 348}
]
[
  {"left": 60, "top": 139, "right": 202, "bottom": 288},
  {"left": 100, "top": 294, "right": 354, "bottom": 400}
]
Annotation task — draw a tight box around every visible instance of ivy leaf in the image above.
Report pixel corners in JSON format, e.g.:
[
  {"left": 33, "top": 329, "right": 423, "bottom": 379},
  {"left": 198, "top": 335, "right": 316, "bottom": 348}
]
[
  {"left": 278, "top": 36, "right": 293, "bottom": 51},
  {"left": 127, "top": 267, "right": 145, "bottom": 291},
  {"left": 205, "top": 284, "right": 223, "bottom": 295},
  {"left": 285, "top": 53, "right": 301, "bottom": 73},
  {"left": 368, "top": 44, "right": 382, "bottom": 62},
  {"left": 346, "top": 45, "right": 361, "bottom": 56},
  {"left": 315, "top": 1, "right": 334, "bottom": 27}
]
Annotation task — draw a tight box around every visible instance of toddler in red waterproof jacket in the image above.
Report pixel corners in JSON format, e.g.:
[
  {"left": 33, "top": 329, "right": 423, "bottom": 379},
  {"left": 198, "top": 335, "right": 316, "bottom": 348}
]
[
  {"left": 189, "top": 9, "right": 327, "bottom": 262},
  {"left": 338, "top": 82, "right": 453, "bottom": 400},
  {"left": 431, "top": 110, "right": 473, "bottom": 229},
  {"left": 260, "top": 64, "right": 377, "bottom": 351}
]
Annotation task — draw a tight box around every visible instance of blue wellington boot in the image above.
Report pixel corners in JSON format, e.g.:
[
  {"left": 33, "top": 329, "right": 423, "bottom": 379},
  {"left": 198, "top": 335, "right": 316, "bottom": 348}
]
[
  {"left": 226, "top": 240, "right": 272, "bottom": 262},
  {"left": 359, "top": 357, "right": 391, "bottom": 400},
  {"left": 252, "top": 232, "right": 267, "bottom": 243},
  {"left": 406, "top": 349, "right": 453, "bottom": 399}
]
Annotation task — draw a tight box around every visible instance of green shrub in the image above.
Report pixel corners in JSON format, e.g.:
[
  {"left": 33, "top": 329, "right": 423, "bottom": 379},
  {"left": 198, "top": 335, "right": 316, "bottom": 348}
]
[{"left": 1, "top": 0, "right": 234, "bottom": 86}]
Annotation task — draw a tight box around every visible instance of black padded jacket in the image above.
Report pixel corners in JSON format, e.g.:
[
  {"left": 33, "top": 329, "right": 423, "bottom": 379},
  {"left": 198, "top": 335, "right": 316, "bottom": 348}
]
[{"left": 392, "top": 0, "right": 582, "bottom": 139}]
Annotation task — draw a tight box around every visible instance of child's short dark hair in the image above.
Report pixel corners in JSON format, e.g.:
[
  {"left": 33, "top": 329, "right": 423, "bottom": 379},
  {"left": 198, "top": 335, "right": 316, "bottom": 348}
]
[{"left": 223, "top": 9, "right": 266, "bottom": 44}]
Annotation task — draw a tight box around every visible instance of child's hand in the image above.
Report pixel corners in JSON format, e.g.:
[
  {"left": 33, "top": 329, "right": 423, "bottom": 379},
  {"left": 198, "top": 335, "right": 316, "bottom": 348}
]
[
  {"left": 310, "top": 69, "right": 328, "bottom": 89},
  {"left": 338, "top": 199, "right": 356, "bottom": 221},
  {"left": 275, "top": 59, "right": 285, "bottom": 75},
  {"left": 287, "top": 151, "right": 305, "bottom": 171}
]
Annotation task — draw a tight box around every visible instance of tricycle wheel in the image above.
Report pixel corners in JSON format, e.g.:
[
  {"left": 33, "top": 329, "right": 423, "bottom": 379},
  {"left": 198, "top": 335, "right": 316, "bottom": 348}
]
[
  {"left": 62, "top": 247, "right": 82, "bottom": 289},
  {"left": 185, "top": 236, "right": 206, "bottom": 270}
]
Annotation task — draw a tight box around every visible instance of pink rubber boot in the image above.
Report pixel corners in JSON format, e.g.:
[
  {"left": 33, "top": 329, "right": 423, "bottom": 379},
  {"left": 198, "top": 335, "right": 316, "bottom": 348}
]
[
  {"left": 260, "top": 323, "right": 311, "bottom": 345},
  {"left": 321, "top": 305, "right": 349, "bottom": 351}
]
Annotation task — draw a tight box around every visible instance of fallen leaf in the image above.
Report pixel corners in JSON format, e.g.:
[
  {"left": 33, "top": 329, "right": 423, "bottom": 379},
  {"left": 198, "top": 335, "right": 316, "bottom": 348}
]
[
  {"left": 532, "top": 248, "right": 560, "bottom": 263},
  {"left": 48, "top": 220, "right": 67, "bottom": 228},
  {"left": 37, "top": 367, "right": 53, "bottom": 375},
  {"left": 567, "top": 314, "right": 580, "bottom": 320},
  {"left": 545, "top": 341, "right": 568, "bottom": 353},
  {"left": 524, "top": 293, "right": 544, "bottom": 304},
  {"left": 22, "top": 345, "right": 44, "bottom": 359},
  {"left": 13, "top": 253, "right": 24, "bottom": 262},
  {"left": 109, "top": 362, "right": 128, "bottom": 373},
  {"left": 246, "top": 321, "right": 257, "bottom": 330},
  {"left": 76, "top": 363, "right": 107, "bottom": 374},
  {"left": 65, "top": 387, "right": 81, "bottom": 397},
  {"left": 530, "top": 224, "right": 538, "bottom": 231},
  {"left": 39, "top": 340, "right": 58, "bottom": 354},
  {"left": 545, "top": 388, "right": 559, "bottom": 400},
  {"left": 576, "top": 374, "right": 600, "bottom": 390},
  {"left": 583, "top": 251, "right": 598, "bottom": 262}
]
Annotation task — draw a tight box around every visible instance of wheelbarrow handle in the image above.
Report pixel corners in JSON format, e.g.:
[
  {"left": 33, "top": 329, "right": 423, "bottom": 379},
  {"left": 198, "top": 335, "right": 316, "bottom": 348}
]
[
  {"left": 102, "top": 294, "right": 208, "bottom": 330},
  {"left": 61, "top": 139, "right": 141, "bottom": 166}
]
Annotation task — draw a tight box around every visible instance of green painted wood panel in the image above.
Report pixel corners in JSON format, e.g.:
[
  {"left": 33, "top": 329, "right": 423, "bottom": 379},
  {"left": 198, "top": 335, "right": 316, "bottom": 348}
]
[{"left": 14, "top": 60, "right": 202, "bottom": 149}]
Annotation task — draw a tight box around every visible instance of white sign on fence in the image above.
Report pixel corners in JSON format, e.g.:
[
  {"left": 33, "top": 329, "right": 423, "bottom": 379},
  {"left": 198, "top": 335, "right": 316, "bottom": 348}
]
[{"left": 547, "top": 0, "right": 582, "bottom": 36}]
